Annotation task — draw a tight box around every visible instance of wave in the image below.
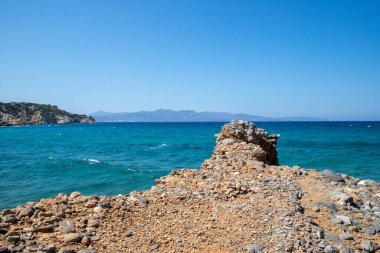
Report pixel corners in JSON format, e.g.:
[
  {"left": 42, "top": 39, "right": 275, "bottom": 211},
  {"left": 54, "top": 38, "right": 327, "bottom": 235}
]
[
  {"left": 149, "top": 143, "right": 169, "bottom": 149},
  {"left": 83, "top": 158, "right": 101, "bottom": 164}
]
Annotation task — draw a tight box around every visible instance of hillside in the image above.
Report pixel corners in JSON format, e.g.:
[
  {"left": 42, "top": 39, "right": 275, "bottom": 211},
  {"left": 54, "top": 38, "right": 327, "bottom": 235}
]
[
  {"left": 90, "top": 109, "right": 325, "bottom": 122},
  {"left": 0, "top": 102, "right": 95, "bottom": 126}
]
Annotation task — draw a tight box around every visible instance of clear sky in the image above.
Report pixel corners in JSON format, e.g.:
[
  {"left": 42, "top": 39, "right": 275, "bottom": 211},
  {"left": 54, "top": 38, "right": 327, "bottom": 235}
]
[{"left": 0, "top": 1, "right": 379, "bottom": 120}]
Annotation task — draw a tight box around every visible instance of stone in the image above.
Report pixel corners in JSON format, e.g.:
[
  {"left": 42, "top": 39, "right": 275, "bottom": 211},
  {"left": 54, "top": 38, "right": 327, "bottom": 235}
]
[
  {"left": 1, "top": 210, "right": 12, "bottom": 216},
  {"left": 360, "top": 240, "right": 375, "bottom": 252},
  {"left": 58, "top": 248, "right": 76, "bottom": 253},
  {"left": 339, "top": 244, "right": 354, "bottom": 253},
  {"left": 93, "top": 206, "right": 103, "bottom": 213},
  {"left": 331, "top": 190, "right": 353, "bottom": 205},
  {"left": 81, "top": 236, "right": 91, "bottom": 246},
  {"left": 8, "top": 246, "right": 23, "bottom": 252},
  {"left": 331, "top": 217, "right": 343, "bottom": 224},
  {"left": 37, "top": 225, "right": 55, "bottom": 233},
  {"left": 63, "top": 233, "right": 82, "bottom": 243},
  {"left": 335, "top": 215, "right": 351, "bottom": 225},
  {"left": 18, "top": 207, "right": 34, "bottom": 218},
  {"left": 25, "top": 239, "right": 36, "bottom": 246},
  {"left": 129, "top": 194, "right": 149, "bottom": 207},
  {"left": 324, "top": 245, "right": 338, "bottom": 253},
  {"left": 59, "top": 221, "right": 75, "bottom": 234},
  {"left": 317, "top": 202, "right": 338, "bottom": 212},
  {"left": 41, "top": 246, "right": 56, "bottom": 253},
  {"left": 221, "top": 138, "right": 235, "bottom": 145},
  {"left": 150, "top": 242, "right": 159, "bottom": 250},
  {"left": 368, "top": 225, "right": 380, "bottom": 235},
  {"left": 2, "top": 215, "right": 16, "bottom": 224},
  {"left": 87, "top": 219, "right": 99, "bottom": 228},
  {"left": 69, "top": 192, "right": 81, "bottom": 199},
  {"left": 246, "top": 160, "right": 265, "bottom": 169},
  {"left": 358, "top": 180, "right": 377, "bottom": 187},
  {"left": 126, "top": 230, "right": 133, "bottom": 237},
  {"left": 247, "top": 243, "right": 263, "bottom": 253},
  {"left": 0, "top": 247, "right": 8, "bottom": 253},
  {"left": 321, "top": 169, "right": 345, "bottom": 182},
  {"left": 77, "top": 250, "right": 98, "bottom": 253},
  {"left": 6, "top": 235, "right": 19, "bottom": 243},
  {"left": 338, "top": 233, "right": 353, "bottom": 240}
]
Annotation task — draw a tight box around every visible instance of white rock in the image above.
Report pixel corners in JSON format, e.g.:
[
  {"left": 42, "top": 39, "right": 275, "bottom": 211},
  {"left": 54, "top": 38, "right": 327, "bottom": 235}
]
[{"left": 93, "top": 206, "right": 103, "bottom": 214}]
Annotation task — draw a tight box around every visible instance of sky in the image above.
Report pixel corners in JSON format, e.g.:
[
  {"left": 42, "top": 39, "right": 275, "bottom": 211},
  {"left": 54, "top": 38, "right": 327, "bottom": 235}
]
[{"left": 0, "top": 1, "right": 379, "bottom": 120}]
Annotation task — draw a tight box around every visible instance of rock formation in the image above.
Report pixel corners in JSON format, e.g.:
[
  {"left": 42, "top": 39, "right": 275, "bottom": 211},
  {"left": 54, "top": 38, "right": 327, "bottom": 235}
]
[
  {"left": 0, "top": 102, "right": 95, "bottom": 126},
  {"left": 0, "top": 121, "right": 379, "bottom": 253}
]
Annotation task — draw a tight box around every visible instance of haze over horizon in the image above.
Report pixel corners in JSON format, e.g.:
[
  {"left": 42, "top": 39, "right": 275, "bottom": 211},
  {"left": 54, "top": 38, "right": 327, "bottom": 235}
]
[{"left": 1, "top": 1, "right": 379, "bottom": 120}]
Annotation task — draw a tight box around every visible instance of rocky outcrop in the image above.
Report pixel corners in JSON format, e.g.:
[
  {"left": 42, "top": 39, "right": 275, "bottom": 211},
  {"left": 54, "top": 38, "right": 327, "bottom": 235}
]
[
  {"left": 0, "top": 121, "right": 379, "bottom": 253},
  {"left": 0, "top": 102, "right": 95, "bottom": 126},
  {"left": 215, "top": 120, "right": 279, "bottom": 165}
]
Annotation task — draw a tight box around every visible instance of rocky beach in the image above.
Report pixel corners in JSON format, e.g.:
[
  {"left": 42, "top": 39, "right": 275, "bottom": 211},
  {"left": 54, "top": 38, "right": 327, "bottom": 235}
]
[{"left": 1, "top": 121, "right": 380, "bottom": 253}]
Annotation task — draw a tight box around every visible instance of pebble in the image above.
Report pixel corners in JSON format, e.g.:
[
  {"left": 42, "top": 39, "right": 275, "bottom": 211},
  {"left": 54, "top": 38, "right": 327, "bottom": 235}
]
[
  {"left": 87, "top": 219, "right": 99, "bottom": 228},
  {"left": 360, "top": 240, "right": 375, "bottom": 252},
  {"left": 6, "top": 235, "right": 19, "bottom": 243},
  {"left": 93, "top": 206, "right": 103, "bottom": 214},
  {"left": 59, "top": 221, "right": 75, "bottom": 234},
  {"left": 69, "top": 192, "right": 81, "bottom": 199},
  {"left": 18, "top": 207, "right": 34, "bottom": 218},
  {"left": 81, "top": 236, "right": 91, "bottom": 246},
  {"left": 247, "top": 243, "right": 263, "bottom": 253},
  {"left": 368, "top": 225, "right": 380, "bottom": 235},
  {"left": 37, "top": 225, "right": 55, "bottom": 233},
  {"left": 58, "top": 247, "right": 76, "bottom": 253},
  {"left": 63, "top": 233, "right": 82, "bottom": 243},
  {"left": 321, "top": 170, "right": 345, "bottom": 183},
  {"left": 331, "top": 217, "right": 343, "bottom": 224},
  {"left": 338, "top": 233, "right": 353, "bottom": 240},
  {"left": 335, "top": 215, "right": 351, "bottom": 225}
]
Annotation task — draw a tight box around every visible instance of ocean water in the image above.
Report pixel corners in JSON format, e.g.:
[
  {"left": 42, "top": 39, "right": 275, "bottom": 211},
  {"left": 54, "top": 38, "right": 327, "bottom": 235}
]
[{"left": 0, "top": 122, "right": 379, "bottom": 210}]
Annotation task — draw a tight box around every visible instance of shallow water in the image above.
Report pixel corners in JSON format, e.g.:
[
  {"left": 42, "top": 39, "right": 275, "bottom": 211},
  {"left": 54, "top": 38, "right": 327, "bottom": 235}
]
[{"left": 0, "top": 122, "right": 379, "bottom": 210}]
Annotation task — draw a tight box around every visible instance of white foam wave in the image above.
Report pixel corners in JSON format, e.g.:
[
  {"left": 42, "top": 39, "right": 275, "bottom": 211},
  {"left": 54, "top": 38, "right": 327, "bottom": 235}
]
[
  {"left": 84, "top": 158, "right": 101, "bottom": 164},
  {"left": 149, "top": 143, "right": 169, "bottom": 150}
]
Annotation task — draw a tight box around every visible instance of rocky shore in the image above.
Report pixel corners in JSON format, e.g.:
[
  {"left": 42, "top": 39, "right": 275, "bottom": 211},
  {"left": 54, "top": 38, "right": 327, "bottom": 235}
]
[
  {"left": 0, "top": 102, "right": 94, "bottom": 126},
  {"left": 1, "top": 120, "right": 379, "bottom": 252}
]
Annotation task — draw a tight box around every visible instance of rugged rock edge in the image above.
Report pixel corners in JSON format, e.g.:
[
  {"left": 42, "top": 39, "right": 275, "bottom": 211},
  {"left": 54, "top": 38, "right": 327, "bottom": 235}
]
[{"left": 0, "top": 120, "right": 379, "bottom": 253}]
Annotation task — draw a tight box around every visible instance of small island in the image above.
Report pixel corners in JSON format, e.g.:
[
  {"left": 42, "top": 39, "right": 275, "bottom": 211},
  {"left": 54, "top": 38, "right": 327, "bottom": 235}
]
[{"left": 0, "top": 102, "right": 95, "bottom": 126}]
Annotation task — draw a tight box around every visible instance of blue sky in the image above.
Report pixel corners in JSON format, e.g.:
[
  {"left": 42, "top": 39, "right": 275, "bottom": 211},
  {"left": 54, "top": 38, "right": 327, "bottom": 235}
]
[{"left": 0, "top": 1, "right": 379, "bottom": 120}]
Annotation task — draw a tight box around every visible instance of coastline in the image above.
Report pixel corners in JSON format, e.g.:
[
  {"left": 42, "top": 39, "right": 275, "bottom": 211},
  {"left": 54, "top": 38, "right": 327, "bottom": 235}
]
[{"left": 1, "top": 121, "right": 379, "bottom": 252}]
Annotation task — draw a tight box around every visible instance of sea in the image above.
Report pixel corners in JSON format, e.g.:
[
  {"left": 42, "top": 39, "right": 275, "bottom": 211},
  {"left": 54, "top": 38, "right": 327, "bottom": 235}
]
[{"left": 1, "top": 122, "right": 379, "bottom": 210}]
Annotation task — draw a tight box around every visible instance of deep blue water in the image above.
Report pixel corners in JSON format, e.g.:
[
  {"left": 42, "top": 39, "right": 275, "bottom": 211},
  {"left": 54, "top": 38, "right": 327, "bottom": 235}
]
[{"left": 1, "top": 122, "right": 379, "bottom": 210}]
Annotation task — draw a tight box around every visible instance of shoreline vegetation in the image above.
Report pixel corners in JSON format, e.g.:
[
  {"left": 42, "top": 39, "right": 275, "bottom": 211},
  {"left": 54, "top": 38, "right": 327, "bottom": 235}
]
[
  {"left": 1, "top": 121, "right": 380, "bottom": 252},
  {"left": 0, "top": 102, "right": 95, "bottom": 127}
]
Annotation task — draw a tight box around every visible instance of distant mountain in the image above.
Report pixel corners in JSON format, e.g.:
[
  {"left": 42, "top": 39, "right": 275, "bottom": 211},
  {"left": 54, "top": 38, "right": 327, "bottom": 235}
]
[
  {"left": 90, "top": 109, "right": 326, "bottom": 122},
  {"left": 0, "top": 102, "right": 95, "bottom": 126}
]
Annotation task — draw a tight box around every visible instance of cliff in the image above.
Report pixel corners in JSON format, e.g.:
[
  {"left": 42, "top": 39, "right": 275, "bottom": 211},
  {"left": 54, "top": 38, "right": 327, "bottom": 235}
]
[
  {"left": 0, "top": 102, "right": 95, "bottom": 126},
  {"left": 0, "top": 121, "right": 379, "bottom": 253}
]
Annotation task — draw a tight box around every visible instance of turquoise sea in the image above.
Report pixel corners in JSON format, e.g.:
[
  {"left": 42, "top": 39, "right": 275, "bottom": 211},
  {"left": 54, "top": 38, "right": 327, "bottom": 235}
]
[{"left": 1, "top": 122, "right": 379, "bottom": 210}]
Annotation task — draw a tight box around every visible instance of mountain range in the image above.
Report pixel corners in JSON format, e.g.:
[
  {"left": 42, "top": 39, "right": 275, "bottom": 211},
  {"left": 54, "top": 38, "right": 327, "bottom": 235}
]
[{"left": 90, "top": 109, "right": 326, "bottom": 122}]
